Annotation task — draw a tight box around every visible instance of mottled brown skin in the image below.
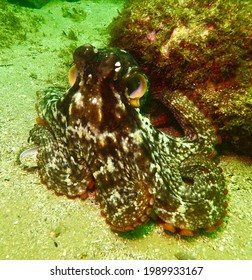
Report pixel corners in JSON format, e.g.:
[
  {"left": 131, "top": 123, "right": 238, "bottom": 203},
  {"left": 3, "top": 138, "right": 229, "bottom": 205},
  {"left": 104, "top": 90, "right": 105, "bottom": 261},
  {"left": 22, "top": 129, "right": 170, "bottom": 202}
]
[{"left": 29, "top": 44, "right": 228, "bottom": 235}]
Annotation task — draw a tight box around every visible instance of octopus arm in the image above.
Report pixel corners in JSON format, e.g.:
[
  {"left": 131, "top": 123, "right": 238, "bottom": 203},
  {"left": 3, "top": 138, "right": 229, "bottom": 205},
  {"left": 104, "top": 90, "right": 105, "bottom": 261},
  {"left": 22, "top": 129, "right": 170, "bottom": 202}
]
[
  {"left": 161, "top": 91, "right": 218, "bottom": 158},
  {"left": 97, "top": 179, "right": 155, "bottom": 232},
  {"left": 156, "top": 155, "right": 228, "bottom": 232},
  {"left": 29, "top": 123, "right": 92, "bottom": 198}
]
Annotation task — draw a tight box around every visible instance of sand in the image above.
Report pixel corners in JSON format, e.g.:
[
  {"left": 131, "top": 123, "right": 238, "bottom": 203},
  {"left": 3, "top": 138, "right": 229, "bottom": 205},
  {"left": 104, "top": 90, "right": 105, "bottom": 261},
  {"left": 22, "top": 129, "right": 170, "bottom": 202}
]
[{"left": 0, "top": 0, "right": 251, "bottom": 260}]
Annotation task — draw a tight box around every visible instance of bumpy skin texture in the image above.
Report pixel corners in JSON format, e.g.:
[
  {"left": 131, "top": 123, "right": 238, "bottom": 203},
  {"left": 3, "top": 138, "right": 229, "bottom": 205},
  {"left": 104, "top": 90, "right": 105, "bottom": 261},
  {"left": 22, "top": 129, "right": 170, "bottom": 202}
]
[{"left": 30, "top": 44, "right": 227, "bottom": 234}]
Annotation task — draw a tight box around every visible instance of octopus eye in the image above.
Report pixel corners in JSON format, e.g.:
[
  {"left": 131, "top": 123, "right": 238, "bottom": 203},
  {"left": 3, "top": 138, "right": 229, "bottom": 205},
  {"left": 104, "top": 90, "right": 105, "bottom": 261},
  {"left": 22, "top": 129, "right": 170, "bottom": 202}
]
[
  {"left": 68, "top": 65, "right": 78, "bottom": 86},
  {"left": 127, "top": 73, "right": 148, "bottom": 108}
]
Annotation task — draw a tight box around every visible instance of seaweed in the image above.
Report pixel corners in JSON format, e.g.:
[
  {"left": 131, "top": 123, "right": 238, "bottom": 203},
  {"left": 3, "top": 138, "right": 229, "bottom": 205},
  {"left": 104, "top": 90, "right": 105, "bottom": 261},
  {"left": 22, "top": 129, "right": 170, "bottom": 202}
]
[
  {"left": 114, "top": 222, "right": 156, "bottom": 240},
  {"left": 61, "top": 5, "right": 87, "bottom": 22}
]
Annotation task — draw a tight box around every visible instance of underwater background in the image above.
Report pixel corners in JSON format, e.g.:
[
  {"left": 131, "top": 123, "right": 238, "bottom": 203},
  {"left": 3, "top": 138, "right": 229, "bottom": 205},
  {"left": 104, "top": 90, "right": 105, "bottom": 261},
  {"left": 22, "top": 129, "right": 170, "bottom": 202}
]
[{"left": 0, "top": 0, "right": 251, "bottom": 260}]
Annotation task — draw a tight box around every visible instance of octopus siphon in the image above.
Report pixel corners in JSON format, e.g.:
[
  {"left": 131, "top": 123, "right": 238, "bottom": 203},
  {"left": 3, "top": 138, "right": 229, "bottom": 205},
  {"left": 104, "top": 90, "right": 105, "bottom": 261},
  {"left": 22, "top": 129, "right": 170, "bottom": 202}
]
[{"left": 28, "top": 44, "right": 228, "bottom": 236}]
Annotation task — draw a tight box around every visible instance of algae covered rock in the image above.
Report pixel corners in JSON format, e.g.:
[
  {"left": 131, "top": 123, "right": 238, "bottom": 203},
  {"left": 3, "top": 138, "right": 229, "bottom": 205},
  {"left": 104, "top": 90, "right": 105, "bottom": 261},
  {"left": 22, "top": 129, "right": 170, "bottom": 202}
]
[
  {"left": 7, "top": 0, "right": 51, "bottom": 8},
  {"left": 187, "top": 87, "right": 252, "bottom": 156},
  {"left": 7, "top": 0, "right": 81, "bottom": 8},
  {"left": 108, "top": 0, "right": 252, "bottom": 155},
  {"left": 0, "top": 1, "right": 44, "bottom": 48}
]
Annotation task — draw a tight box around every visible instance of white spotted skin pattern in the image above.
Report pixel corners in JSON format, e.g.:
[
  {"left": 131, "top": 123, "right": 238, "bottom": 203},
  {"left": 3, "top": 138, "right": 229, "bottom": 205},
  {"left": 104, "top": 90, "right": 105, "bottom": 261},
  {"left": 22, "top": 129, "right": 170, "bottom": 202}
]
[
  {"left": 138, "top": 104, "right": 227, "bottom": 231},
  {"left": 29, "top": 44, "right": 227, "bottom": 233},
  {"left": 30, "top": 88, "right": 93, "bottom": 197}
]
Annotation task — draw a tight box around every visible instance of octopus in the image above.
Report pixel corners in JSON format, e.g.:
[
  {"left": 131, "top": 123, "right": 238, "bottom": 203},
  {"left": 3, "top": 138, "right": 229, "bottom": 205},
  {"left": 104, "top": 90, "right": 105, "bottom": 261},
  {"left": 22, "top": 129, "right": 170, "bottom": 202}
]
[{"left": 28, "top": 44, "right": 228, "bottom": 236}]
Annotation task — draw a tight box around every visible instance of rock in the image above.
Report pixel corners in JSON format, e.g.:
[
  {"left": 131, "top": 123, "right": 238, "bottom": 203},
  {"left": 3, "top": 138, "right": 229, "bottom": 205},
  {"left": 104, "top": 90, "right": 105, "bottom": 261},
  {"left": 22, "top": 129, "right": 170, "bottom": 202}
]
[
  {"left": 108, "top": 0, "right": 252, "bottom": 155},
  {"left": 8, "top": 0, "right": 51, "bottom": 9},
  {"left": 185, "top": 87, "right": 252, "bottom": 156}
]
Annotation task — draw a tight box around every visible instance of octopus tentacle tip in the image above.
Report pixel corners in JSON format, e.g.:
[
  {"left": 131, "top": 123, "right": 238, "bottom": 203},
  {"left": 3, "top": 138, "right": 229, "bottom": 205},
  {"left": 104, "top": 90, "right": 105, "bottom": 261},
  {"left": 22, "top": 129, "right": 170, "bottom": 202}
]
[
  {"left": 163, "top": 223, "right": 176, "bottom": 233},
  {"left": 35, "top": 117, "right": 46, "bottom": 125},
  {"left": 27, "top": 44, "right": 228, "bottom": 239},
  {"left": 110, "top": 224, "right": 134, "bottom": 232},
  {"left": 179, "top": 229, "right": 195, "bottom": 237},
  {"left": 79, "top": 192, "right": 89, "bottom": 200},
  {"left": 204, "top": 226, "right": 217, "bottom": 233}
]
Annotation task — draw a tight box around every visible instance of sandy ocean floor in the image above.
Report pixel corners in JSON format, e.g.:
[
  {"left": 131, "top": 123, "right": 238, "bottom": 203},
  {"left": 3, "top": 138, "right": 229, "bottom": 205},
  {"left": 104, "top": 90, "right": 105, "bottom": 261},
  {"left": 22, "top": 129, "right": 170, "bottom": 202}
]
[{"left": 0, "top": 0, "right": 252, "bottom": 260}]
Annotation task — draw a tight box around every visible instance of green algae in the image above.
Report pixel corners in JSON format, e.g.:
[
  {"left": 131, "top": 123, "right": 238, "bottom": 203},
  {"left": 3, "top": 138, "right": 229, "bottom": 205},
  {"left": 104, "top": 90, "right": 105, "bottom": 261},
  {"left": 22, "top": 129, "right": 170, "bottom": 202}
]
[{"left": 115, "top": 222, "right": 156, "bottom": 240}]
